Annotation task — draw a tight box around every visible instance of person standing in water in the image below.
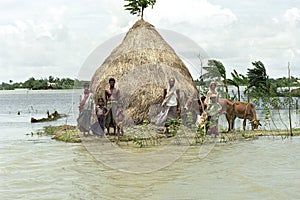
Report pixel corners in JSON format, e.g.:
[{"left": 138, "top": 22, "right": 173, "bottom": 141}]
[
  {"left": 205, "top": 82, "right": 222, "bottom": 135},
  {"left": 95, "top": 97, "right": 107, "bottom": 137},
  {"left": 104, "top": 78, "right": 120, "bottom": 135},
  {"left": 206, "top": 95, "right": 222, "bottom": 135},
  {"left": 77, "top": 83, "right": 94, "bottom": 137},
  {"left": 155, "top": 78, "right": 181, "bottom": 134}
]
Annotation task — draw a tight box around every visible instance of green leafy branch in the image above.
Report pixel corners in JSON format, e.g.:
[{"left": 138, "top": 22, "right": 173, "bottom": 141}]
[{"left": 124, "top": 0, "right": 156, "bottom": 19}]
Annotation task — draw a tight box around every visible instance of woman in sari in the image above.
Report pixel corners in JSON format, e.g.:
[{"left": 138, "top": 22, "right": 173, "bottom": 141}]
[
  {"left": 77, "top": 83, "right": 94, "bottom": 136},
  {"left": 205, "top": 82, "right": 222, "bottom": 135}
]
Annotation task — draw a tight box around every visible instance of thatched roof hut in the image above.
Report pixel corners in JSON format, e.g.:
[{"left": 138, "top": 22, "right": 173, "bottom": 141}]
[{"left": 90, "top": 19, "right": 199, "bottom": 124}]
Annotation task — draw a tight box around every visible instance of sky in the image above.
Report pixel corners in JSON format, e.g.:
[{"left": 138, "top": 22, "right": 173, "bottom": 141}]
[{"left": 0, "top": 0, "right": 299, "bottom": 83}]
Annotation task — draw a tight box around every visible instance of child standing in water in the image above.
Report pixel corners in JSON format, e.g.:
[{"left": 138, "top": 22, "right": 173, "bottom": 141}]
[{"left": 96, "top": 98, "right": 107, "bottom": 137}]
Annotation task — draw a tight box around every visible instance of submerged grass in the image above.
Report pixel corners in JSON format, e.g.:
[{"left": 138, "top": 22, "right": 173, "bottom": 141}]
[
  {"left": 44, "top": 125, "right": 81, "bottom": 143},
  {"left": 41, "top": 124, "right": 300, "bottom": 145},
  {"left": 220, "top": 129, "right": 300, "bottom": 142}
]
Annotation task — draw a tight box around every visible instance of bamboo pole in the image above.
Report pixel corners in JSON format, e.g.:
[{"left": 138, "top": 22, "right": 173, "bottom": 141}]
[{"left": 288, "top": 62, "right": 293, "bottom": 136}]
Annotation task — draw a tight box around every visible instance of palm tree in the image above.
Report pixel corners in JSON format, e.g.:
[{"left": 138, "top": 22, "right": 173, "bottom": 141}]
[
  {"left": 227, "top": 73, "right": 240, "bottom": 101},
  {"left": 240, "top": 74, "right": 250, "bottom": 102},
  {"left": 227, "top": 70, "right": 248, "bottom": 101},
  {"left": 247, "top": 61, "right": 271, "bottom": 98}
]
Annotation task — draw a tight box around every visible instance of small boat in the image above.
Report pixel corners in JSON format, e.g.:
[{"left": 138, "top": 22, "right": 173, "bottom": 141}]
[{"left": 31, "top": 111, "right": 67, "bottom": 123}]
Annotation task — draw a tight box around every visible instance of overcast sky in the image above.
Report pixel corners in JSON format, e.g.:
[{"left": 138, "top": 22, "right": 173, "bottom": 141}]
[{"left": 0, "top": 0, "right": 299, "bottom": 83}]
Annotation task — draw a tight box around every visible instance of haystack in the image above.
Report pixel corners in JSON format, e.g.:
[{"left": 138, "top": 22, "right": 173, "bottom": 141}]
[{"left": 90, "top": 19, "right": 199, "bottom": 124}]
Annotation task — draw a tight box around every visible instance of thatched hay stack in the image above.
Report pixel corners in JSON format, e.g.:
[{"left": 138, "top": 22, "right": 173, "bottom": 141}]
[
  {"left": 127, "top": 83, "right": 164, "bottom": 124},
  {"left": 90, "top": 19, "right": 198, "bottom": 124}
]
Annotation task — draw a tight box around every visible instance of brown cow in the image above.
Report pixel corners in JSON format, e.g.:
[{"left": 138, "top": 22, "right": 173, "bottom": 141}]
[
  {"left": 229, "top": 101, "right": 261, "bottom": 131},
  {"left": 218, "top": 98, "right": 234, "bottom": 132}
]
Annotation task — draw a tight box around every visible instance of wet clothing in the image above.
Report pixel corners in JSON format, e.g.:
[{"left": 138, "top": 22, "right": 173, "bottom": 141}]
[
  {"left": 105, "top": 87, "right": 120, "bottom": 130},
  {"left": 105, "top": 101, "right": 118, "bottom": 129},
  {"left": 96, "top": 105, "right": 107, "bottom": 133},
  {"left": 77, "top": 92, "right": 94, "bottom": 132},
  {"left": 154, "top": 87, "right": 180, "bottom": 126},
  {"left": 205, "top": 91, "right": 219, "bottom": 105},
  {"left": 206, "top": 102, "right": 222, "bottom": 134}
]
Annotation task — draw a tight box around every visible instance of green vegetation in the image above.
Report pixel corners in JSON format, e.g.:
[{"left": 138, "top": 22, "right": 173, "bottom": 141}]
[
  {"left": 40, "top": 123, "right": 300, "bottom": 145},
  {"left": 199, "top": 59, "right": 300, "bottom": 100},
  {"left": 124, "top": 0, "right": 156, "bottom": 19},
  {"left": 246, "top": 61, "right": 275, "bottom": 98},
  {"left": 44, "top": 125, "right": 81, "bottom": 143},
  {"left": 0, "top": 76, "right": 88, "bottom": 90},
  {"left": 128, "top": 120, "right": 163, "bottom": 147},
  {"left": 227, "top": 70, "right": 248, "bottom": 101},
  {"left": 220, "top": 129, "right": 300, "bottom": 143},
  {"left": 197, "top": 59, "right": 299, "bottom": 137},
  {"left": 203, "top": 60, "right": 229, "bottom": 99}
]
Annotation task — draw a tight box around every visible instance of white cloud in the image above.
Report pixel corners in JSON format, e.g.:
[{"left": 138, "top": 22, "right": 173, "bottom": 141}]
[
  {"left": 147, "top": 0, "right": 237, "bottom": 30},
  {"left": 272, "top": 17, "right": 280, "bottom": 24},
  {"left": 0, "top": 0, "right": 300, "bottom": 82},
  {"left": 284, "top": 7, "right": 300, "bottom": 25},
  {"left": 0, "top": 4, "right": 87, "bottom": 82}
]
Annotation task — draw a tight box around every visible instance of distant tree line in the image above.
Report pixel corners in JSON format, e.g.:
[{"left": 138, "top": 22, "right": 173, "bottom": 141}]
[{"left": 0, "top": 76, "right": 88, "bottom": 90}]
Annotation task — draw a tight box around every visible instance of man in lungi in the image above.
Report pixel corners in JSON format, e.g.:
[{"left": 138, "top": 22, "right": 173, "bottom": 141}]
[{"left": 104, "top": 78, "right": 120, "bottom": 135}]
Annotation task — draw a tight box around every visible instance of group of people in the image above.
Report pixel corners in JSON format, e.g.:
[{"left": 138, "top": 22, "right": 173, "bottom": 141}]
[
  {"left": 77, "top": 78, "right": 124, "bottom": 137},
  {"left": 154, "top": 79, "right": 223, "bottom": 135},
  {"left": 77, "top": 77, "right": 222, "bottom": 137}
]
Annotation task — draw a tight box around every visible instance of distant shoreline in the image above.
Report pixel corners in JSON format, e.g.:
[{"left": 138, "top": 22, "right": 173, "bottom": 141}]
[
  {"left": 1, "top": 76, "right": 88, "bottom": 90},
  {"left": 0, "top": 88, "right": 82, "bottom": 94}
]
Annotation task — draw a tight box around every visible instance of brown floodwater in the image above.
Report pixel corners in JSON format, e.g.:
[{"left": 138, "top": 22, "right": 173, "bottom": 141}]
[
  {"left": 1, "top": 130, "right": 300, "bottom": 199},
  {"left": 1, "top": 90, "right": 299, "bottom": 199}
]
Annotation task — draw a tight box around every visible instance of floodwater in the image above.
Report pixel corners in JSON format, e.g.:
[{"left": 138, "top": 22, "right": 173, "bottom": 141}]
[{"left": 0, "top": 90, "right": 300, "bottom": 199}]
